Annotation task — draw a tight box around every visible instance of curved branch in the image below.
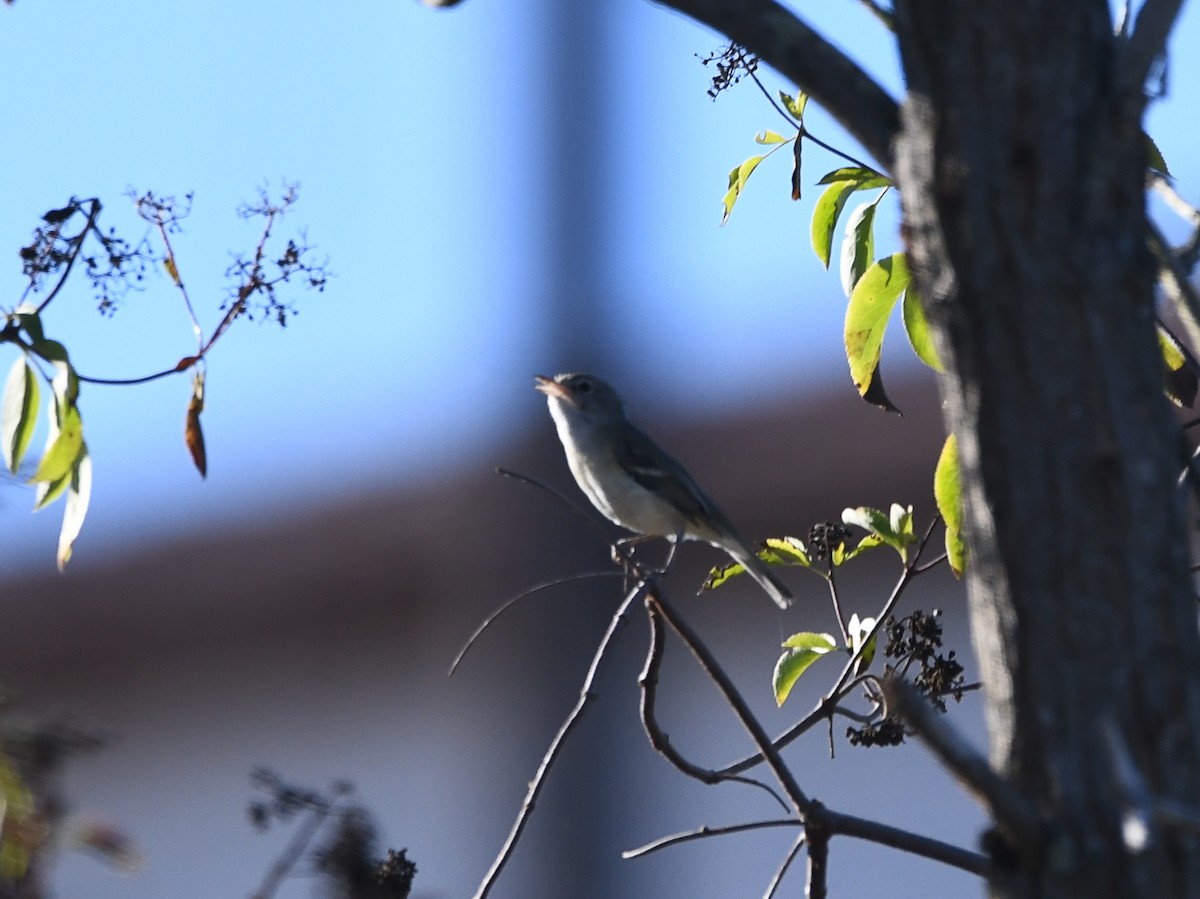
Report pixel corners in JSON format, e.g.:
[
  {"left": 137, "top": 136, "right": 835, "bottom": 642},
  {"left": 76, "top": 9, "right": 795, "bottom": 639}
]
[
  {"left": 638, "top": 599, "right": 788, "bottom": 809},
  {"left": 651, "top": 0, "right": 900, "bottom": 169}
]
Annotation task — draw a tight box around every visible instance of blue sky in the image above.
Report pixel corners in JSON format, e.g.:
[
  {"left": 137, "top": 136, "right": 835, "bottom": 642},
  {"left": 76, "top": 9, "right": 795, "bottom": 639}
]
[{"left": 1, "top": 0, "right": 1198, "bottom": 575}]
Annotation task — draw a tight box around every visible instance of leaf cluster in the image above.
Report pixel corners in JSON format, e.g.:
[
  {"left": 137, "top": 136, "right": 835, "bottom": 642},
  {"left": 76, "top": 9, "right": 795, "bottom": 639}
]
[{"left": 1, "top": 187, "right": 328, "bottom": 569}]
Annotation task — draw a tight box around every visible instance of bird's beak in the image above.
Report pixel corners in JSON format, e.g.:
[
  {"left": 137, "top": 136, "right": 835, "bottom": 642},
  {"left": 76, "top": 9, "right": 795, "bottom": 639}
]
[{"left": 534, "top": 374, "right": 570, "bottom": 401}]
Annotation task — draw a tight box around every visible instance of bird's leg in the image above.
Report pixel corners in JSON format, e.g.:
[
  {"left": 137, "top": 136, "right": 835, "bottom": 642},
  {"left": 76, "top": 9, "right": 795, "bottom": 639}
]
[
  {"left": 612, "top": 534, "right": 656, "bottom": 568},
  {"left": 660, "top": 531, "right": 685, "bottom": 573}
]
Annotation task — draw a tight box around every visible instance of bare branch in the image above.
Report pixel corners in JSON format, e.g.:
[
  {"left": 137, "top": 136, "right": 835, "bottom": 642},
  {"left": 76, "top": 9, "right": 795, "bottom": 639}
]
[
  {"left": 805, "top": 808, "right": 830, "bottom": 899},
  {"left": 449, "top": 570, "right": 628, "bottom": 676},
  {"left": 637, "top": 599, "right": 788, "bottom": 809},
  {"left": 472, "top": 580, "right": 646, "bottom": 899},
  {"left": 622, "top": 818, "right": 799, "bottom": 859},
  {"left": 651, "top": 590, "right": 989, "bottom": 877},
  {"left": 1118, "top": 0, "right": 1184, "bottom": 100},
  {"left": 883, "top": 677, "right": 1041, "bottom": 849},
  {"left": 651, "top": 0, "right": 899, "bottom": 169},
  {"left": 816, "top": 805, "right": 990, "bottom": 876},
  {"left": 766, "top": 832, "right": 806, "bottom": 899}
]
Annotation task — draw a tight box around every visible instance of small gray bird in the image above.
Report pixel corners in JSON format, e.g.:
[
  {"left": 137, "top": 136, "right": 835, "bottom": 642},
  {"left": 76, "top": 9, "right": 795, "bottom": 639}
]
[{"left": 535, "top": 372, "right": 792, "bottom": 609}]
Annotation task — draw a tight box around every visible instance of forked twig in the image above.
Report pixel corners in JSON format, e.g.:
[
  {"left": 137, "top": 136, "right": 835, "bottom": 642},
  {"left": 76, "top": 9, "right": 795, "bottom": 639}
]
[
  {"left": 471, "top": 580, "right": 648, "bottom": 899},
  {"left": 638, "top": 598, "right": 788, "bottom": 810}
]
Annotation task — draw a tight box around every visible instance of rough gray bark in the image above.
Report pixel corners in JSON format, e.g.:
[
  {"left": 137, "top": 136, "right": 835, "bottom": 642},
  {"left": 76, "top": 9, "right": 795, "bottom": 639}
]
[
  {"left": 892, "top": 3, "right": 1200, "bottom": 895},
  {"left": 656, "top": 0, "right": 1200, "bottom": 895}
]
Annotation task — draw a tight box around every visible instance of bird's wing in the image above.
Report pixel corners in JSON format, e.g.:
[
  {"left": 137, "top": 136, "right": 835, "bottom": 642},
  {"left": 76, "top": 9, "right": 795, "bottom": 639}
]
[{"left": 614, "top": 427, "right": 720, "bottom": 529}]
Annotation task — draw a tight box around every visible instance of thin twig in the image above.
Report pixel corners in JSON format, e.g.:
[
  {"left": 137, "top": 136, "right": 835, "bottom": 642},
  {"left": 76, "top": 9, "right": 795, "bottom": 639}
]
[
  {"left": 765, "top": 831, "right": 807, "bottom": 899},
  {"left": 622, "top": 818, "right": 800, "bottom": 859},
  {"left": 825, "top": 564, "right": 850, "bottom": 646},
  {"left": 495, "top": 467, "right": 640, "bottom": 571},
  {"left": 449, "top": 570, "right": 627, "bottom": 676},
  {"left": 472, "top": 580, "right": 647, "bottom": 899},
  {"left": 32, "top": 199, "right": 102, "bottom": 315},
  {"left": 651, "top": 0, "right": 899, "bottom": 169}
]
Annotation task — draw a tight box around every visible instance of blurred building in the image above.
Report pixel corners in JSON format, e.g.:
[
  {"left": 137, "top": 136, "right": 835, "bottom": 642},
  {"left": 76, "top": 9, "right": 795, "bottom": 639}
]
[{"left": 0, "top": 381, "right": 989, "bottom": 899}]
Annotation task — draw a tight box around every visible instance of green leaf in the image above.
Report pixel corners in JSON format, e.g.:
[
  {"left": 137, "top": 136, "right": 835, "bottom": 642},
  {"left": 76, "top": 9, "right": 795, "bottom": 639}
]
[
  {"left": 2, "top": 359, "right": 39, "bottom": 474},
  {"left": 842, "top": 505, "right": 891, "bottom": 539},
  {"left": 56, "top": 449, "right": 91, "bottom": 571},
  {"left": 779, "top": 90, "right": 808, "bottom": 122},
  {"left": 841, "top": 503, "right": 916, "bottom": 562},
  {"left": 703, "top": 536, "right": 809, "bottom": 592},
  {"left": 811, "top": 180, "right": 857, "bottom": 268},
  {"left": 816, "top": 166, "right": 892, "bottom": 189},
  {"left": 848, "top": 613, "right": 878, "bottom": 672},
  {"left": 1158, "top": 324, "right": 1198, "bottom": 407},
  {"left": 15, "top": 306, "right": 45, "bottom": 345},
  {"left": 762, "top": 536, "right": 812, "bottom": 568},
  {"left": 833, "top": 532, "right": 883, "bottom": 565},
  {"left": 934, "top": 434, "right": 967, "bottom": 577},
  {"left": 754, "top": 130, "right": 788, "bottom": 145},
  {"left": 30, "top": 403, "right": 83, "bottom": 484},
  {"left": 29, "top": 337, "right": 68, "bottom": 365},
  {"left": 845, "top": 252, "right": 910, "bottom": 402},
  {"left": 839, "top": 200, "right": 877, "bottom": 297},
  {"left": 773, "top": 632, "right": 837, "bottom": 706},
  {"left": 902, "top": 286, "right": 943, "bottom": 372},
  {"left": 721, "top": 155, "right": 766, "bottom": 226},
  {"left": 1145, "top": 132, "right": 1170, "bottom": 177}
]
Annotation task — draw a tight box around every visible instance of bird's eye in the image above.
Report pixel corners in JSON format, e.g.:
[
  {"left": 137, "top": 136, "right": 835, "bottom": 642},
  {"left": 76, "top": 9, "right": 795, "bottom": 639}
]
[{"left": 575, "top": 379, "right": 592, "bottom": 394}]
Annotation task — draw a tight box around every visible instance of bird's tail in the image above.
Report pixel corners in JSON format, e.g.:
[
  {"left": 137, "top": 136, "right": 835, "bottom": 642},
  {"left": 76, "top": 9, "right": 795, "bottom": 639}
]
[{"left": 726, "top": 541, "right": 793, "bottom": 610}]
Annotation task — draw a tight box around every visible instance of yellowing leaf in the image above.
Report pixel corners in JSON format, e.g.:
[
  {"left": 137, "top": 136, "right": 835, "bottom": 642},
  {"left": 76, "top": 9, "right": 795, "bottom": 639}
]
[
  {"left": 31, "top": 404, "right": 83, "bottom": 484},
  {"left": 779, "top": 90, "right": 808, "bottom": 122},
  {"left": 845, "top": 253, "right": 910, "bottom": 400},
  {"left": 935, "top": 433, "right": 967, "bottom": 577},
  {"left": 754, "top": 130, "right": 788, "bottom": 145},
  {"left": 811, "top": 180, "right": 856, "bottom": 268},
  {"left": 164, "top": 256, "right": 181, "bottom": 286},
  {"left": 57, "top": 450, "right": 92, "bottom": 571},
  {"left": 902, "top": 286, "right": 943, "bottom": 371},
  {"left": 721, "top": 155, "right": 766, "bottom": 226},
  {"left": 2, "top": 359, "right": 39, "bottom": 474}
]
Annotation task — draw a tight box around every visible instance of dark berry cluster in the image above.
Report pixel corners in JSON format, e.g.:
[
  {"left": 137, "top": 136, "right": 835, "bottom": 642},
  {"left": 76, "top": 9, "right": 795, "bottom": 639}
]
[
  {"left": 697, "top": 44, "right": 759, "bottom": 99},
  {"left": 846, "top": 717, "right": 906, "bottom": 748},
  {"left": 846, "top": 610, "right": 967, "bottom": 748},
  {"left": 375, "top": 848, "right": 418, "bottom": 898},
  {"left": 808, "top": 521, "right": 852, "bottom": 561},
  {"left": 883, "top": 609, "right": 965, "bottom": 712}
]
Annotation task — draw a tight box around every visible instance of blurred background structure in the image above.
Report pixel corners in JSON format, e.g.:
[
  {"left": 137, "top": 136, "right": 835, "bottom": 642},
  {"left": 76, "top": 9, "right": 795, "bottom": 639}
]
[{"left": 1, "top": 0, "right": 1198, "bottom": 896}]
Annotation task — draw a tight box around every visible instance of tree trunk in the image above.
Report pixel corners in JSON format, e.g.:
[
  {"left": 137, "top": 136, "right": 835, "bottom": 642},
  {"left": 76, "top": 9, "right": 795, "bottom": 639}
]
[{"left": 892, "top": 2, "right": 1200, "bottom": 895}]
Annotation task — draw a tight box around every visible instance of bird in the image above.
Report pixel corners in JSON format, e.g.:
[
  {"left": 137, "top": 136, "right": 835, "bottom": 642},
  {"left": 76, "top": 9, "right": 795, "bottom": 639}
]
[{"left": 534, "top": 372, "right": 792, "bottom": 609}]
